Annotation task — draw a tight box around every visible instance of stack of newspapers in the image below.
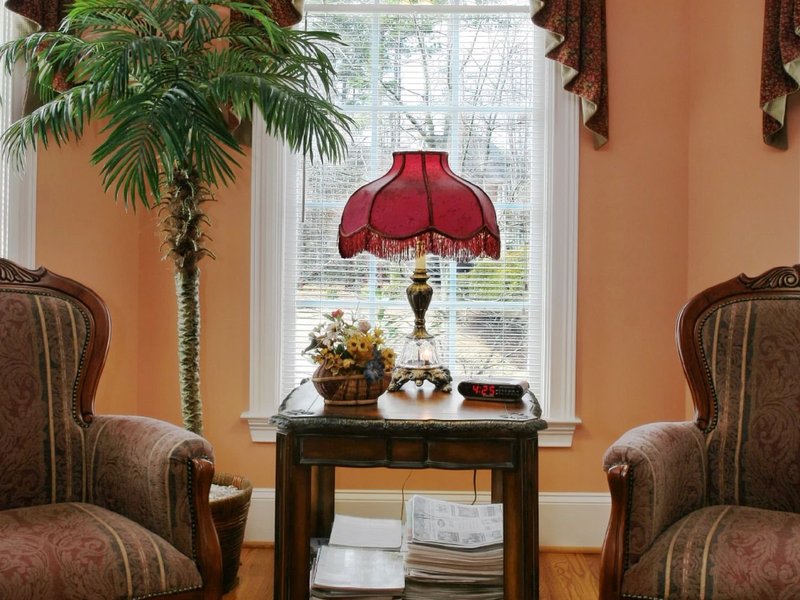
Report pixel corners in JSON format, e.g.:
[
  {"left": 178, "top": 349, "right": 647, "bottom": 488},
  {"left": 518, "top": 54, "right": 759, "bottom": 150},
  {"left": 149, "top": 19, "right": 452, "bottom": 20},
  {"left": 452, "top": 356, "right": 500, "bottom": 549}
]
[
  {"left": 310, "top": 515, "right": 405, "bottom": 600},
  {"left": 403, "top": 495, "right": 504, "bottom": 600}
]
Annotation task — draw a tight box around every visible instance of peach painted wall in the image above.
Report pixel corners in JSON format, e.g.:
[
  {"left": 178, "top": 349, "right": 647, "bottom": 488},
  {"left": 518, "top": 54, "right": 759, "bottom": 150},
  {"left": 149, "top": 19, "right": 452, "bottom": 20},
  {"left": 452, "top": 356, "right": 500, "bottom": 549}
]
[
  {"left": 37, "top": 0, "right": 800, "bottom": 500},
  {"left": 687, "top": 2, "right": 800, "bottom": 295},
  {"left": 555, "top": 0, "right": 691, "bottom": 491},
  {"left": 36, "top": 121, "right": 141, "bottom": 418},
  {"left": 682, "top": 1, "right": 800, "bottom": 417}
]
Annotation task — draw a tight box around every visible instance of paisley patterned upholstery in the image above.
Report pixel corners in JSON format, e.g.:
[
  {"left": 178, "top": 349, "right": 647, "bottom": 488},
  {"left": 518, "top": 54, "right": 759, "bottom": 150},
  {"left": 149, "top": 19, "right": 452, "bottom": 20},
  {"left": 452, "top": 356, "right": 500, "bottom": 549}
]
[
  {"left": 601, "top": 267, "right": 800, "bottom": 600},
  {"left": 622, "top": 505, "right": 800, "bottom": 600},
  {"left": 0, "top": 503, "right": 203, "bottom": 599},
  {"left": 0, "top": 261, "right": 221, "bottom": 600}
]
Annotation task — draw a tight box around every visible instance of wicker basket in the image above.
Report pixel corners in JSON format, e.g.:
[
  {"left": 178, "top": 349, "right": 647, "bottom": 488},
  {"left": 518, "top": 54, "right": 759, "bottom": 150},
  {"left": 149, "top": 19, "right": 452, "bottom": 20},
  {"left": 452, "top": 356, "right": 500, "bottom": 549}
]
[
  {"left": 312, "top": 365, "right": 391, "bottom": 405},
  {"left": 210, "top": 472, "right": 253, "bottom": 593}
]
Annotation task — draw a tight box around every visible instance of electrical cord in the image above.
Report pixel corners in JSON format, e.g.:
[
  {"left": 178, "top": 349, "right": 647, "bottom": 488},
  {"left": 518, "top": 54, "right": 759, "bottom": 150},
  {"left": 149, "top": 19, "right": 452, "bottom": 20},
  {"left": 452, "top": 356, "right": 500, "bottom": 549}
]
[{"left": 399, "top": 470, "right": 414, "bottom": 521}]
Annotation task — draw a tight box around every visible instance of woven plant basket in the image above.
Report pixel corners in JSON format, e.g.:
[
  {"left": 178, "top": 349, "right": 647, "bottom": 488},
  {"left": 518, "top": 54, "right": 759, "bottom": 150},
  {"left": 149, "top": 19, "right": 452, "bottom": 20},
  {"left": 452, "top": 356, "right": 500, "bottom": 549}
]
[
  {"left": 312, "top": 365, "right": 391, "bottom": 405},
  {"left": 210, "top": 472, "right": 253, "bottom": 593}
]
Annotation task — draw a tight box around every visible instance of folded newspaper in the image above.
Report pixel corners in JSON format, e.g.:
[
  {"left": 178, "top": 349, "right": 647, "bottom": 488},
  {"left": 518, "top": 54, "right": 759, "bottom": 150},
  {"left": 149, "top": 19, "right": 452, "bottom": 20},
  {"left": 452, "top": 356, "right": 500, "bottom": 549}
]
[{"left": 408, "top": 495, "right": 503, "bottom": 549}]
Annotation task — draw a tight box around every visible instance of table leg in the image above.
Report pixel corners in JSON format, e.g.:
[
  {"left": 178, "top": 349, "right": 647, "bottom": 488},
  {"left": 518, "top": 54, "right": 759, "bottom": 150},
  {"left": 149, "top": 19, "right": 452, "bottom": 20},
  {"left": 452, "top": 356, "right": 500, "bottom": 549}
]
[
  {"left": 311, "top": 465, "right": 336, "bottom": 538},
  {"left": 504, "top": 437, "right": 539, "bottom": 600},
  {"left": 274, "top": 432, "right": 313, "bottom": 600},
  {"left": 289, "top": 463, "right": 312, "bottom": 599},
  {"left": 273, "top": 433, "right": 289, "bottom": 600},
  {"left": 503, "top": 465, "right": 524, "bottom": 600},
  {"left": 491, "top": 469, "right": 504, "bottom": 503},
  {"left": 522, "top": 437, "right": 539, "bottom": 599}
]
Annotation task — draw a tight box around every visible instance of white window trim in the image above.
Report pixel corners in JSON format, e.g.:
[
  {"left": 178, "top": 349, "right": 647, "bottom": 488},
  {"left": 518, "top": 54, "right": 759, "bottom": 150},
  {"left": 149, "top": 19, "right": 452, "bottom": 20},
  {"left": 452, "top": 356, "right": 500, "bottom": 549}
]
[
  {"left": 0, "top": 9, "right": 36, "bottom": 267},
  {"left": 4, "top": 147, "right": 36, "bottom": 267},
  {"left": 243, "top": 36, "right": 580, "bottom": 448}
]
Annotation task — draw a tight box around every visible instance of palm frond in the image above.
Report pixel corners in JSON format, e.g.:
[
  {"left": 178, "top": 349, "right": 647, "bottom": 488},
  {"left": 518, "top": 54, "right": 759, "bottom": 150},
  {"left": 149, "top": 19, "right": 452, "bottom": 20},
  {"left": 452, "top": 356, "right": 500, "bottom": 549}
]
[
  {"left": 2, "top": 0, "right": 352, "bottom": 209},
  {"left": 64, "top": 0, "right": 177, "bottom": 39},
  {"left": 247, "top": 75, "right": 352, "bottom": 162},
  {"left": 184, "top": 2, "right": 223, "bottom": 48},
  {"left": 91, "top": 78, "right": 243, "bottom": 207},
  {"left": 1, "top": 82, "right": 104, "bottom": 169}
]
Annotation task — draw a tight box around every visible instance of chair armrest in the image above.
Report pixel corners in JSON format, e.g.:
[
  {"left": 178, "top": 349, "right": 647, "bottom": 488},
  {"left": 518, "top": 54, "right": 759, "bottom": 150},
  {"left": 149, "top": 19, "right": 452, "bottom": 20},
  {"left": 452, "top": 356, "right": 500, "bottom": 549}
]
[
  {"left": 84, "top": 415, "right": 216, "bottom": 561},
  {"left": 602, "top": 421, "right": 707, "bottom": 566}
]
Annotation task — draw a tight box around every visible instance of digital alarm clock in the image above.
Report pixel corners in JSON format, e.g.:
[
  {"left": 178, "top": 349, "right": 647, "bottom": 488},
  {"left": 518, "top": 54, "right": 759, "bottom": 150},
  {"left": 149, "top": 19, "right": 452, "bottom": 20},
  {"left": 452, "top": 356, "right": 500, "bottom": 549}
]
[{"left": 457, "top": 378, "right": 529, "bottom": 402}]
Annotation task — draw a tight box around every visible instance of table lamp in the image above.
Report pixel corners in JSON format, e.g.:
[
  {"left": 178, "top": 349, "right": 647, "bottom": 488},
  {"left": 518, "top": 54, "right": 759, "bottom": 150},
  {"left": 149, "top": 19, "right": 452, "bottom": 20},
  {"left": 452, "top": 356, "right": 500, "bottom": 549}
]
[{"left": 338, "top": 151, "right": 501, "bottom": 392}]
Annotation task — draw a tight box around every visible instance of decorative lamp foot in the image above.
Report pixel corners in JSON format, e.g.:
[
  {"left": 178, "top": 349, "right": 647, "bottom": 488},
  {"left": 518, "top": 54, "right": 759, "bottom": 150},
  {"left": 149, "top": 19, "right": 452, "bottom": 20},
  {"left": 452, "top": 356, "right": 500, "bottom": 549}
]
[{"left": 388, "top": 366, "right": 452, "bottom": 392}]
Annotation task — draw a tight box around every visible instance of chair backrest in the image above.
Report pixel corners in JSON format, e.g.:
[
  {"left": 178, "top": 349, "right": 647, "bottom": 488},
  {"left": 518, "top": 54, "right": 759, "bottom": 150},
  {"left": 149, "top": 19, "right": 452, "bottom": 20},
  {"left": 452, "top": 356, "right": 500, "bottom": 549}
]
[
  {"left": 678, "top": 265, "right": 800, "bottom": 513},
  {"left": 0, "top": 259, "right": 109, "bottom": 510}
]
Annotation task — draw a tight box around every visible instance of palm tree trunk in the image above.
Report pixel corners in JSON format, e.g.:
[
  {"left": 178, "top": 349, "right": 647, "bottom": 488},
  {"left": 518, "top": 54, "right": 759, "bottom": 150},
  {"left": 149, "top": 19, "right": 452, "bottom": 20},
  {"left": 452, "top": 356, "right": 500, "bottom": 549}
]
[
  {"left": 176, "top": 263, "right": 202, "bottom": 435},
  {"left": 162, "top": 170, "right": 210, "bottom": 436}
]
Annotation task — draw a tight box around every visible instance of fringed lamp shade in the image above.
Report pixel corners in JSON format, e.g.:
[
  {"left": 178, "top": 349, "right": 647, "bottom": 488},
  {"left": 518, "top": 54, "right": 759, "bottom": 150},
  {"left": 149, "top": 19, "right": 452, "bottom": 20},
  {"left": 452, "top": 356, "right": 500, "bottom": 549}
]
[
  {"left": 338, "top": 151, "right": 501, "bottom": 393},
  {"left": 338, "top": 151, "right": 500, "bottom": 262}
]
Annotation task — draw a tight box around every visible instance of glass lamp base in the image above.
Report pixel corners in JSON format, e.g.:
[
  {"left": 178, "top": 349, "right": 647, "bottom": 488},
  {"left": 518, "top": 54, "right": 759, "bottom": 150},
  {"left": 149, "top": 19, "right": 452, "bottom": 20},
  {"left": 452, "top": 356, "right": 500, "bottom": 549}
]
[{"left": 388, "top": 336, "right": 452, "bottom": 392}]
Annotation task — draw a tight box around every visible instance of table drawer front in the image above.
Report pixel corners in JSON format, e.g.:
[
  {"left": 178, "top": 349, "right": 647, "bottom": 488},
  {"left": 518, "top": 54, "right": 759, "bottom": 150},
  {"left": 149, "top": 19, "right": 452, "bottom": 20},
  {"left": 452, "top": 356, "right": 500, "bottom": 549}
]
[
  {"left": 389, "top": 438, "right": 426, "bottom": 462},
  {"left": 296, "top": 434, "right": 518, "bottom": 468},
  {"left": 299, "top": 435, "right": 388, "bottom": 463},
  {"left": 427, "top": 439, "right": 516, "bottom": 468}
]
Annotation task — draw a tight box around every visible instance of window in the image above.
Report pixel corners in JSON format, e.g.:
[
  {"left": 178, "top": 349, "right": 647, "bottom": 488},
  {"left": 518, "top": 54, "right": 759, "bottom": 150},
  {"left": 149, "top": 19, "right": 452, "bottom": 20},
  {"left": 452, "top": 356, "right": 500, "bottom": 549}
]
[
  {"left": 0, "top": 7, "right": 36, "bottom": 266},
  {"left": 245, "top": 0, "right": 579, "bottom": 446}
]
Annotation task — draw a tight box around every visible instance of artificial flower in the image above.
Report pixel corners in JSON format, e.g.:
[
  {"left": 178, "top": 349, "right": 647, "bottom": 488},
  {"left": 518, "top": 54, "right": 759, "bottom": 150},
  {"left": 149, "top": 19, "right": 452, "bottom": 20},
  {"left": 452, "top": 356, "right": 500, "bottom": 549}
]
[{"left": 303, "top": 310, "right": 396, "bottom": 379}]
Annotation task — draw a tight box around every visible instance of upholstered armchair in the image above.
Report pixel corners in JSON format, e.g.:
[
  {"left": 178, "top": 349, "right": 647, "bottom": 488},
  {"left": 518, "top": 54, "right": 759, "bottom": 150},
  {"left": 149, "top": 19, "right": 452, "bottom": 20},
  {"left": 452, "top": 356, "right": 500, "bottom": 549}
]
[
  {"left": 0, "top": 259, "right": 222, "bottom": 599},
  {"left": 600, "top": 265, "right": 800, "bottom": 600}
]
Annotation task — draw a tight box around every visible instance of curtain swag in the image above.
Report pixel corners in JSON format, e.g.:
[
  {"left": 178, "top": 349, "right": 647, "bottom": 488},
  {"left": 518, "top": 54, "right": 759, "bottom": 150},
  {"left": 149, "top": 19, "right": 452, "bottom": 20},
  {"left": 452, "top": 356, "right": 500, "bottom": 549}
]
[
  {"left": 762, "top": 0, "right": 800, "bottom": 147},
  {"left": 531, "top": 0, "right": 609, "bottom": 149},
  {"left": 3, "top": 0, "right": 304, "bottom": 35}
]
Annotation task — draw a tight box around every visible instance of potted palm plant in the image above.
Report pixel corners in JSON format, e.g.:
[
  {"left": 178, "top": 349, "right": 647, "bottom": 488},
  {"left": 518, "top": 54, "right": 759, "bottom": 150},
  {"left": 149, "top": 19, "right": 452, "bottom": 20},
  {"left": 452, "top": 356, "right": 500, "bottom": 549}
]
[{"left": 0, "top": 0, "right": 350, "bottom": 590}]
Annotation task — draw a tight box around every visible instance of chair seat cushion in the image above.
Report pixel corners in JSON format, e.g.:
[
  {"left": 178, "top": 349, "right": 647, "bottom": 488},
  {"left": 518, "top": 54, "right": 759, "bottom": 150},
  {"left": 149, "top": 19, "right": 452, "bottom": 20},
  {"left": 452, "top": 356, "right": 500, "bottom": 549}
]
[
  {"left": 0, "top": 502, "right": 203, "bottom": 600},
  {"left": 623, "top": 505, "right": 800, "bottom": 600}
]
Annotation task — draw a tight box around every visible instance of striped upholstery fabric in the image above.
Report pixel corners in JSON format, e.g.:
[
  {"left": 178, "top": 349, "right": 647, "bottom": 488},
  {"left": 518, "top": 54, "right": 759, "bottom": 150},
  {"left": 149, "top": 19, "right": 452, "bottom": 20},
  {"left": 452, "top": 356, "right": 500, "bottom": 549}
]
[
  {"left": 622, "top": 505, "right": 800, "bottom": 600},
  {"left": 0, "top": 503, "right": 202, "bottom": 599},
  {"left": 699, "top": 298, "right": 800, "bottom": 512},
  {"left": 0, "top": 290, "right": 90, "bottom": 509}
]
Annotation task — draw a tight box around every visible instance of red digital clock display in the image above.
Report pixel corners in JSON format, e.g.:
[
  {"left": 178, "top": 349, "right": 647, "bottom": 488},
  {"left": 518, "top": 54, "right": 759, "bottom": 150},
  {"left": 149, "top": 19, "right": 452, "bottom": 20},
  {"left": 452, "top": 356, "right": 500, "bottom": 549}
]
[
  {"left": 458, "top": 379, "right": 529, "bottom": 402},
  {"left": 472, "top": 384, "right": 496, "bottom": 397}
]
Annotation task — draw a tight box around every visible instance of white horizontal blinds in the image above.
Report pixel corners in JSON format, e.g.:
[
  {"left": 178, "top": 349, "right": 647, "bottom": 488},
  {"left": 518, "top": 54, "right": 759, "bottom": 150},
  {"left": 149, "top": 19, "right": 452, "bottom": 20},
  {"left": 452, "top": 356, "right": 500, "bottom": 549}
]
[{"left": 280, "top": 0, "right": 544, "bottom": 397}]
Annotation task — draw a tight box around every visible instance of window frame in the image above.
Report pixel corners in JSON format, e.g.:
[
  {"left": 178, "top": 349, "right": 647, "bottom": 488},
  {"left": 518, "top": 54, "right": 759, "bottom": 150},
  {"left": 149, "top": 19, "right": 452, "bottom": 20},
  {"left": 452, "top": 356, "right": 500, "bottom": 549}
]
[
  {"left": 243, "top": 8, "right": 580, "bottom": 447},
  {"left": 0, "top": 8, "right": 36, "bottom": 266}
]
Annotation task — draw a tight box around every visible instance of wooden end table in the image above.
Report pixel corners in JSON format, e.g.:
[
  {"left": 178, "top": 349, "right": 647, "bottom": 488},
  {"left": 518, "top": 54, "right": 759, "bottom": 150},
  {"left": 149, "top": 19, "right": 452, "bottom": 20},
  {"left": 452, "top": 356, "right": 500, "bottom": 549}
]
[{"left": 270, "top": 380, "right": 547, "bottom": 599}]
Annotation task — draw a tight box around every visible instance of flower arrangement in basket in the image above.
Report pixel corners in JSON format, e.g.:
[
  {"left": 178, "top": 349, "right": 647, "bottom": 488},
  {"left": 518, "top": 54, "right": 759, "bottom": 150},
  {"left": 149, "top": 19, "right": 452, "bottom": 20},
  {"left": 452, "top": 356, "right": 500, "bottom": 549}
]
[{"left": 304, "top": 309, "right": 396, "bottom": 404}]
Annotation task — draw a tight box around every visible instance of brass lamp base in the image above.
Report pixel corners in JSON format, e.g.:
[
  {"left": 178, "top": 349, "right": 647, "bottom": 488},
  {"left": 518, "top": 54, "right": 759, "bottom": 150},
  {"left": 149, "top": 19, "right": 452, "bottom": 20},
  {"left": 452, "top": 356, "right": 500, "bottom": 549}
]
[
  {"left": 388, "top": 365, "right": 452, "bottom": 392},
  {"left": 389, "top": 246, "right": 453, "bottom": 393}
]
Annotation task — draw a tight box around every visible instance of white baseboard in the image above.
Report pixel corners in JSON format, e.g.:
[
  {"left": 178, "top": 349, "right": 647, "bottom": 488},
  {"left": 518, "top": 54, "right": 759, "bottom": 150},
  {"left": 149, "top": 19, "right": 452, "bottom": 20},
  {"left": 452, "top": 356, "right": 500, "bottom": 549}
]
[{"left": 244, "top": 488, "right": 610, "bottom": 551}]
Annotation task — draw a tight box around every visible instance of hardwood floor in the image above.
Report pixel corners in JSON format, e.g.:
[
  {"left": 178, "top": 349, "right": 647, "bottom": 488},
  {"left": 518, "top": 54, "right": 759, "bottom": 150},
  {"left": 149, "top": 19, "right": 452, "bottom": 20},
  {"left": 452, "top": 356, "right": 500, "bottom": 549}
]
[{"left": 224, "top": 546, "right": 600, "bottom": 599}]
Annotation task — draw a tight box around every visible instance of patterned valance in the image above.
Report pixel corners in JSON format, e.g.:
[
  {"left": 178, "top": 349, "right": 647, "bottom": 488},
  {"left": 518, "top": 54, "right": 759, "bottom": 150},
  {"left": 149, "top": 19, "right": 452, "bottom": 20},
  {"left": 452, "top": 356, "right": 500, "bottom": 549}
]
[
  {"left": 761, "top": 0, "right": 800, "bottom": 147},
  {"left": 531, "top": 0, "right": 609, "bottom": 149},
  {"left": 4, "top": 0, "right": 304, "bottom": 31}
]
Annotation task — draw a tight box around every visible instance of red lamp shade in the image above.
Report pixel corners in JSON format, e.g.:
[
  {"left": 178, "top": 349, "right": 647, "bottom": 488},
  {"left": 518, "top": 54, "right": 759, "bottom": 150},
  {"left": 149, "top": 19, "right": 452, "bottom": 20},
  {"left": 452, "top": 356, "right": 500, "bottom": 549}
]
[{"left": 338, "top": 151, "right": 501, "bottom": 261}]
